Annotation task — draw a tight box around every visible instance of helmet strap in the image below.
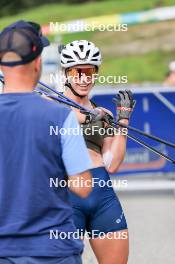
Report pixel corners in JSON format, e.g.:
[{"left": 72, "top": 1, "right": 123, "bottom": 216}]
[{"left": 65, "top": 81, "right": 86, "bottom": 98}]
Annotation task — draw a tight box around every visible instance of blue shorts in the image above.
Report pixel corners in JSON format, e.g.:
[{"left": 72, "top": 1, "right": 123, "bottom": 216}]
[
  {"left": 69, "top": 167, "right": 127, "bottom": 238},
  {"left": 0, "top": 255, "right": 82, "bottom": 264}
]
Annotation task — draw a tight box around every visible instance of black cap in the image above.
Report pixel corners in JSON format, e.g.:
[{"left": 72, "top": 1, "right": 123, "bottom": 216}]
[{"left": 0, "top": 20, "right": 50, "bottom": 67}]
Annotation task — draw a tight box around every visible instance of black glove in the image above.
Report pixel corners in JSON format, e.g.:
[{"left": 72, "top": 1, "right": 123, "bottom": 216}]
[
  {"left": 102, "top": 112, "right": 114, "bottom": 124},
  {"left": 81, "top": 108, "right": 107, "bottom": 124},
  {"left": 113, "top": 90, "right": 136, "bottom": 122}
]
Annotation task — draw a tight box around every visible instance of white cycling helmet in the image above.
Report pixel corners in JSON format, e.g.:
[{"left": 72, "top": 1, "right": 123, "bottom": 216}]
[{"left": 60, "top": 40, "right": 102, "bottom": 68}]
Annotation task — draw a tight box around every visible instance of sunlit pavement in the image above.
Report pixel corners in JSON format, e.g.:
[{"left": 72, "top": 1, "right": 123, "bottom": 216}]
[{"left": 83, "top": 192, "right": 175, "bottom": 264}]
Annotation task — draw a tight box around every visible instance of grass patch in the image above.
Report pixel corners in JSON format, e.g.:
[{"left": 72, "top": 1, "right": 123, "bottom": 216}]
[
  {"left": 99, "top": 51, "right": 174, "bottom": 83},
  {"left": 1, "top": 0, "right": 175, "bottom": 82}
]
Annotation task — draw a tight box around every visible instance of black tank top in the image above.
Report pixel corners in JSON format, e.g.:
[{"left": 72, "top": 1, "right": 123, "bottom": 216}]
[{"left": 81, "top": 101, "right": 113, "bottom": 153}]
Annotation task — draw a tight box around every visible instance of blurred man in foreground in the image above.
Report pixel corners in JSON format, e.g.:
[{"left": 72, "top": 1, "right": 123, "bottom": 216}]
[{"left": 0, "top": 20, "right": 92, "bottom": 264}]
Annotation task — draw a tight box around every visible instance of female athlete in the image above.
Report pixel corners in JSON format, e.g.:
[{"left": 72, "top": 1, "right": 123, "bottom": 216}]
[{"left": 59, "top": 40, "right": 135, "bottom": 264}]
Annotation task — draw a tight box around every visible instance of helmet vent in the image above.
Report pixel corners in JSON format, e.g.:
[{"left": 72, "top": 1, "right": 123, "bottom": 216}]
[
  {"left": 74, "top": 51, "right": 81, "bottom": 60},
  {"left": 93, "top": 51, "right": 100, "bottom": 57},
  {"left": 86, "top": 50, "right": 90, "bottom": 58},
  {"left": 79, "top": 45, "right": 84, "bottom": 52},
  {"left": 67, "top": 60, "right": 74, "bottom": 63},
  {"left": 63, "top": 54, "right": 72, "bottom": 59}
]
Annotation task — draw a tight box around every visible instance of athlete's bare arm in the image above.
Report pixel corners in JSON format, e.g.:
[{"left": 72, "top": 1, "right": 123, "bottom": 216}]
[{"left": 101, "top": 108, "right": 128, "bottom": 174}]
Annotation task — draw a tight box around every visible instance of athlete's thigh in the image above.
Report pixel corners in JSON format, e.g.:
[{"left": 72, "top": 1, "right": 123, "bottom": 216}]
[
  {"left": 90, "top": 230, "right": 129, "bottom": 264},
  {"left": 89, "top": 192, "right": 127, "bottom": 234},
  {"left": 87, "top": 192, "right": 129, "bottom": 263}
]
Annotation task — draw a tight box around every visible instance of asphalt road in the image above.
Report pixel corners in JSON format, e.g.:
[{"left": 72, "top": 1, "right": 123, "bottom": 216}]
[{"left": 82, "top": 192, "right": 175, "bottom": 264}]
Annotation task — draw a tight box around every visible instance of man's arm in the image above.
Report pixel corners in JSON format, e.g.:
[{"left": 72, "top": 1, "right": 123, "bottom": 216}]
[{"left": 61, "top": 111, "right": 93, "bottom": 198}]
